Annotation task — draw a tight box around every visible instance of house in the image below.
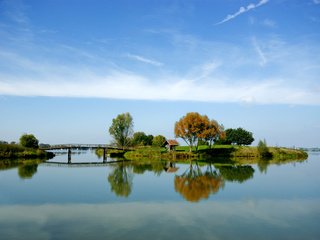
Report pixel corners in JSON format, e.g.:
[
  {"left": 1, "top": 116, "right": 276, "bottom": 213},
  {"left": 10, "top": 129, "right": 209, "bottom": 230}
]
[{"left": 165, "top": 139, "right": 179, "bottom": 151}]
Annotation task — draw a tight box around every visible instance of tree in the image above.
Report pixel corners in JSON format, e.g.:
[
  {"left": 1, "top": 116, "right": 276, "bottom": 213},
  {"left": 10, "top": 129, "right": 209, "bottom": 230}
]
[
  {"left": 152, "top": 135, "right": 167, "bottom": 147},
  {"left": 200, "top": 120, "right": 225, "bottom": 148},
  {"left": 223, "top": 128, "right": 254, "bottom": 146},
  {"left": 131, "top": 132, "right": 153, "bottom": 146},
  {"left": 174, "top": 112, "right": 224, "bottom": 151},
  {"left": 109, "top": 113, "right": 133, "bottom": 149},
  {"left": 174, "top": 112, "right": 209, "bottom": 152},
  {"left": 19, "top": 134, "right": 39, "bottom": 149},
  {"left": 257, "top": 139, "right": 272, "bottom": 159}
]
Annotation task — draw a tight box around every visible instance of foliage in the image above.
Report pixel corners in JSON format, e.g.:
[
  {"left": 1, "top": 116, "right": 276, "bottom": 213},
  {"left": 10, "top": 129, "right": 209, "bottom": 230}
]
[
  {"left": 18, "top": 163, "right": 38, "bottom": 179},
  {"left": 0, "top": 142, "right": 54, "bottom": 160},
  {"left": 174, "top": 163, "right": 224, "bottom": 202},
  {"left": 152, "top": 135, "right": 167, "bottom": 147},
  {"left": 107, "top": 162, "right": 133, "bottom": 197},
  {"left": 222, "top": 128, "right": 254, "bottom": 146},
  {"left": 19, "top": 134, "right": 39, "bottom": 149},
  {"left": 199, "top": 120, "right": 225, "bottom": 148},
  {"left": 131, "top": 132, "right": 153, "bottom": 146},
  {"left": 109, "top": 112, "right": 134, "bottom": 149},
  {"left": 217, "top": 165, "right": 254, "bottom": 183},
  {"left": 257, "top": 139, "right": 272, "bottom": 159},
  {"left": 174, "top": 112, "right": 224, "bottom": 152}
]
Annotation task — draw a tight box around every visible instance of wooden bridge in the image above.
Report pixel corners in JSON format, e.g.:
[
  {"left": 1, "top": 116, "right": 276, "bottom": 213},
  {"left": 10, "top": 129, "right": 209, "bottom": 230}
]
[{"left": 40, "top": 144, "right": 128, "bottom": 163}]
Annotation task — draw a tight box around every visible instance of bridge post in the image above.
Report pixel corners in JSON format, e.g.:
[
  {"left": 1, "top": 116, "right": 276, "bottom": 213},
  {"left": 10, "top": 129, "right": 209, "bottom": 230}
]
[
  {"left": 103, "top": 148, "right": 107, "bottom": 163},
  {"left": 68, "top": 148, "right": 72, "bottom": 163}
]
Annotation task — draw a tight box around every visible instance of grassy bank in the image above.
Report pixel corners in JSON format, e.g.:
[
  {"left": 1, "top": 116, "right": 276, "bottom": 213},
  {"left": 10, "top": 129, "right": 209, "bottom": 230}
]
[
  {"left": 123, "top": 145, "right": 308, "bottom": 163},
  {"left": 0, "top": 143, "right": 54, "bottom": 160}
]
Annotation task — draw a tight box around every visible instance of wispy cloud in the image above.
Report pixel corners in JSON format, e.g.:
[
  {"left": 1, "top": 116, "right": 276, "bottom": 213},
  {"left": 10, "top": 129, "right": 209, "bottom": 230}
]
[
  {"left": 216, "top": 0, "right": 269, "bottom": 25},
  {"left": 127, "top": 53, "right": 163, "bottom": 66},
  {"left": 252, "top": 37, "right": 267, "bottom": 66},
  {"left": 262, "top": 19, "right": 276, "bottom": 28},
  {"left": 313, "top": 0, "right": 320, "bottom": 5}
]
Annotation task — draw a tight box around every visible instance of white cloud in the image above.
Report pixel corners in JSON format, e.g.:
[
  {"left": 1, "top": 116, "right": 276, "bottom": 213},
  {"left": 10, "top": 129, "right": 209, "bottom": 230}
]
[
  {"left": 127, "top": 53, "right": 163, "bottom": 66},
  {"left": 0, "top": 66, "right": 319, "bottom": 105},
  {"left": 252, "top": 37, "right": 267, "bottom": 66},
  {"left": 216, "top": 0, "right": 269, "bottom": 25},
  {"left": 313, "top": 0, "right": 320, "bottom": 4}
]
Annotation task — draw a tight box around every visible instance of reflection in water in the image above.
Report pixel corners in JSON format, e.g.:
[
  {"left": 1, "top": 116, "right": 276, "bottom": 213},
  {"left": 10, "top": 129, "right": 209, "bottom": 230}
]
[
  {"left": 18, "top": 163, "right": 38, "bottom": 179},
  {"left": 174, "top": 162, "right": 224, "bottom": 202},
  {"left": 217, "top": 165, "right": 254, "bottom": 183},
  {"left": 107, "top": 162, "right": 133, "bottom": 197},
  {"left": 0, "top": 160, "right": 40, "bottom": 179},
  {"left": 106, "top": 161, "right": 255, "bottom": 201}
]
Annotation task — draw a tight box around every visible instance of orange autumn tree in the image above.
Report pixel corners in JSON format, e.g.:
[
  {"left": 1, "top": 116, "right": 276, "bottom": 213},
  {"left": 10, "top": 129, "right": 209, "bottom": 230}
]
[
  {"left": 174, "top": 112, "right": 225, "bottom": 152},
  {"left": 199, "top": 119, "right": 225, "bottom": 149}
]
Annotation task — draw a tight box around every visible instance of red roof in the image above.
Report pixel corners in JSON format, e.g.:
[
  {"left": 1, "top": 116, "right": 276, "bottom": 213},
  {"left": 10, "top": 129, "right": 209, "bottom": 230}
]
[{"left": 166, "top": 139, "right": 179, "bottom": 146}]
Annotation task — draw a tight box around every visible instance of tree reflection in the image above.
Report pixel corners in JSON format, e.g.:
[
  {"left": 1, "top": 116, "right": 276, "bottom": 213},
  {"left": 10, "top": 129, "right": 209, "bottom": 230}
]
[
  {"left": 107, "top": 162, "right": 133, "bottom": 197},
  {"left": 131, "top": 161, "right": 166, "bottom": 176},
  {"left": 174, "top": 162, "right": 224, "bottom": 202},
  {"left": 217, "top": 165, "right": 254, "bottom": 183},
  {"left": 18, "top": 163, "right": 38, "bottom": 179}
]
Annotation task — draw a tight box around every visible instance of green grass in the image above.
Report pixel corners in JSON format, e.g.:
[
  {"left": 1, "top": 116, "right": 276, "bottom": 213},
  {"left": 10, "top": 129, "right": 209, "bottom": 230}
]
[{"left": 123, "top": 144, "right": 308, "bottom": 164}]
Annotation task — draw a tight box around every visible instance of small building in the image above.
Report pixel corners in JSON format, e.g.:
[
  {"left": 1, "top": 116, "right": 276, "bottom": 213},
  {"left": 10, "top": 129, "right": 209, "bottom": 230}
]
[{"left": 165, "top": 139, "right": 179, "bottom": 151}]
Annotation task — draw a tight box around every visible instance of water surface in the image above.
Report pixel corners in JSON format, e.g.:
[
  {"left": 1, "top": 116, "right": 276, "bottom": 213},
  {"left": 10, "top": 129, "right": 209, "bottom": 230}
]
[{"left": 0, "top": 151, "right": 319, "bottom": 239}]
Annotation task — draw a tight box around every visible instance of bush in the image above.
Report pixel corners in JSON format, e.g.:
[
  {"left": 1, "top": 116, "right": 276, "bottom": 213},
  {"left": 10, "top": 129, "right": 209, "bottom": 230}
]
[{"left": 258, "top": 139, "right": 272, "bottom": 159}]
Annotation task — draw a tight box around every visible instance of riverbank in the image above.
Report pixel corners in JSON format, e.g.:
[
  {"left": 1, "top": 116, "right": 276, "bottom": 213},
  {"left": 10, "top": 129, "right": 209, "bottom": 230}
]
[
  {"left": 0, "top": 143, "right": 54, "bottom": 160},
  {"left": 123, "top": 145, "right": 308, "bottom": 163}
]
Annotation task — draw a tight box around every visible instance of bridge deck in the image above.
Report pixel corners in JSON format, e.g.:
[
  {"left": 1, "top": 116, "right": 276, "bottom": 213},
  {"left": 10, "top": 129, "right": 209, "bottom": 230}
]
[{"left": 40, "top": 144, "right": 126, "bottom": 150}]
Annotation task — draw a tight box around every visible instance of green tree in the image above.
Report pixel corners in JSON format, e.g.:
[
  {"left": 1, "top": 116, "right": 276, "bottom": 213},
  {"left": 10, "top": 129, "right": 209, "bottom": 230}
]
[
  {"left": 131, "top": 132, "right": 154, "bottom": 146},
  {"left": 257, "top": 139, "right": 272, "bottom": 159},
  {"left": 19, "top": 134, "right": 39, "bottom": 149},
  {"left": 109, "top": 113, "right": 133, "bottom": 149},
  {"left": 152, "top": 135, "right": 167, "bottom": 147},
  {"left": 223, "top": 128, "right": 254, "bottom": 146}
]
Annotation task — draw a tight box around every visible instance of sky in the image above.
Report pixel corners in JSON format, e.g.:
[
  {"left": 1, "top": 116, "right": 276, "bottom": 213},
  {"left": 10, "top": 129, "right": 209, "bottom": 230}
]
[{"left": 0, "top": 0, "right": 319, "bottom": 147}]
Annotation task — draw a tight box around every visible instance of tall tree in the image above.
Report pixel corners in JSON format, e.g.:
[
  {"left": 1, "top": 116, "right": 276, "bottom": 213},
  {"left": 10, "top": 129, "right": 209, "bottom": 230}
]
[
  {"left": 200, "top": 120, "right": 225, "bottom": 148},
  {"left": 19, "top": 134, "right": 39, "bottom": 149},
  {"left": 174, "top": 112, "right": 209, "bottom": 152},
  {"left": 174, "top": 112, "right": 224, "bottom": 151},
  {"left": 109, "top": 112, "right": 133, "bottom": 149}
]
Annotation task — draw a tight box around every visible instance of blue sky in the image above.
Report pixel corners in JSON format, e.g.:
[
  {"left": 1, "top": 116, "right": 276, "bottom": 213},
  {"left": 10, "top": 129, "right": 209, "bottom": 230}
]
[{"left": 0, "top": 0, "right": 319, "bottom": 147}]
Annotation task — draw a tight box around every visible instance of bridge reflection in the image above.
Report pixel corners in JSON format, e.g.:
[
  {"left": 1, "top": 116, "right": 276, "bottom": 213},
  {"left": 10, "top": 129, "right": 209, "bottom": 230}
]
[{"left": 41, "top": 144, "right": 126, "bottom": 163}]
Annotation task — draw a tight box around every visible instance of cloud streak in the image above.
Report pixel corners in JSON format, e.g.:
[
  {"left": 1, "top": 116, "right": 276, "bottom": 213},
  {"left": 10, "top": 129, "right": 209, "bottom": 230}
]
[
  {"left": 216, "top": 0, "right": 269, "bottom": 25},
  {"left": 127, "top": 53, "right": 163, "bottom": 66}
]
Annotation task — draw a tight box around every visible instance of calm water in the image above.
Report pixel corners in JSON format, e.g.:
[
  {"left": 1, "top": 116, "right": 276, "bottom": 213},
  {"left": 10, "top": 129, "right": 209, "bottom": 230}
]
[{"left": 0, "top": 151, "right": 319, "bottom": 240}]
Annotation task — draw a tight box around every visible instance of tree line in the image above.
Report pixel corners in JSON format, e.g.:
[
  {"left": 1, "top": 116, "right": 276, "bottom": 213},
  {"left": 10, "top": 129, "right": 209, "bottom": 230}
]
[{"left": 109, "top": 112, "right": 254, "bottom": 151}]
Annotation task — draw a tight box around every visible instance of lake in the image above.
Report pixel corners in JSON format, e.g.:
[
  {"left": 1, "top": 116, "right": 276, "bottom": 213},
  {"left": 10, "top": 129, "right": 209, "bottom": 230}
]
[{"left": 0, "top": 150, "right": 319, "bottom": 240}]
